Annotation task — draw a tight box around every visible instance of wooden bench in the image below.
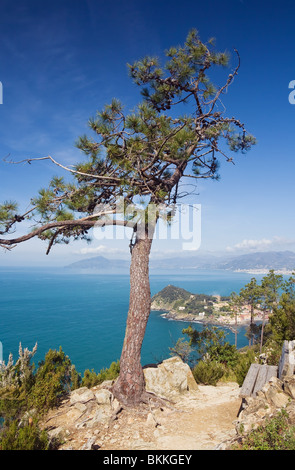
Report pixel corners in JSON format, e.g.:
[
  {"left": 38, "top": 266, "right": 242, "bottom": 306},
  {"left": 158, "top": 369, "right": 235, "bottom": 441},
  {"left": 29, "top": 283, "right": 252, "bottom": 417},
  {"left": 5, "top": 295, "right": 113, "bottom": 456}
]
[
  {"left": 240, "top": 364, "right": 278, "bottom": 398},
  {"left": 240, "top": 340, "right": 294, "bottom": 399}
]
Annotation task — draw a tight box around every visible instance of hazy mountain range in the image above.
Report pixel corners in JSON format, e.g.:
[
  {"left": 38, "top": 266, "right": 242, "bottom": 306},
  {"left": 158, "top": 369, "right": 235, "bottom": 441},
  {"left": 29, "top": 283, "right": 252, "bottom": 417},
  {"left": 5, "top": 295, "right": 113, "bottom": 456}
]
[{"left": 65, "top": 250, "right": 295, "bottom": 274}]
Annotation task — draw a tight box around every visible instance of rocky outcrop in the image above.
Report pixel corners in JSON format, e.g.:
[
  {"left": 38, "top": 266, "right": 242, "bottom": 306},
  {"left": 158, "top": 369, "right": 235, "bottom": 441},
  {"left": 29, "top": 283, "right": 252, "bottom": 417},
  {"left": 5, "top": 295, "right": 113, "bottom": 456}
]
[
  {"left": 42, "top": 357, "right": 199, "bottom": 450},
  {"left": 216, "top": 375, "right": 295, "bottom": 449},
  {"left": 143, "top": 356, "right": 199, "bottom": 399}
]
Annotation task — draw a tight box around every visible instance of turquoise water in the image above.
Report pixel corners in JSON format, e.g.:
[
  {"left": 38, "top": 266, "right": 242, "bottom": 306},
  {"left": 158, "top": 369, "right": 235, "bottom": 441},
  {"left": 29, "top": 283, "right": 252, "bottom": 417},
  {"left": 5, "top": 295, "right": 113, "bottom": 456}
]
[{"left": 0, "top": 267, "right": 264, "bottom": 374}]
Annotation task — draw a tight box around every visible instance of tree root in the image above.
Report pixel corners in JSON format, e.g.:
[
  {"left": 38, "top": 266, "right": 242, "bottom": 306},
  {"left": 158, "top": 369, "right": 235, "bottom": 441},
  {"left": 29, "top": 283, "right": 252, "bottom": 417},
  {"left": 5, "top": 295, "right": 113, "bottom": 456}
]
[
  {"left": 108, "top": 404, "right": 124, "bottom": 427},
  {"left": 140, "top": 391, "right": 186, "bottom": 413}
]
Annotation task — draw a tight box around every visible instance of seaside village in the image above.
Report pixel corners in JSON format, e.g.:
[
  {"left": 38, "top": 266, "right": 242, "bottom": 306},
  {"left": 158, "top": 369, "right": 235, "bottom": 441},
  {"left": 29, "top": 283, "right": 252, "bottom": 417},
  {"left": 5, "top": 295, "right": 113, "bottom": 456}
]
[
  {"left": 214, "top": 296, "right": 265, "bottom": 325},
  {"left": 177, "top": 294, "right": 266, "bottom": 326}
]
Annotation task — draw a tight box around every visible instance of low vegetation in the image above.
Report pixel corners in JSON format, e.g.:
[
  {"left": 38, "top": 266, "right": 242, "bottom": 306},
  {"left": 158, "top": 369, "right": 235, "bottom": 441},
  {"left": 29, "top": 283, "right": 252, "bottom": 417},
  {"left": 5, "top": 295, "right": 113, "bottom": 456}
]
[
  {"left": 0, "top": 345, "right": 119, "bottom": 450},
  {"left": 232, "top": 410, "right": 295, "bottom": 450},
  {"left": 82, "top": 360, "right": 120, "bottom": 388}
]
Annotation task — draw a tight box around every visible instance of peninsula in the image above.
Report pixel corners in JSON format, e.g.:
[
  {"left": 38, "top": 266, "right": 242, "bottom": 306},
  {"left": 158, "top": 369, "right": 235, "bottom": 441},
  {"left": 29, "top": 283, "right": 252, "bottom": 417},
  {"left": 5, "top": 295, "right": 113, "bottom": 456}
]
[{"left": 151, "top": 285, "right": 265, "bottom": 327}]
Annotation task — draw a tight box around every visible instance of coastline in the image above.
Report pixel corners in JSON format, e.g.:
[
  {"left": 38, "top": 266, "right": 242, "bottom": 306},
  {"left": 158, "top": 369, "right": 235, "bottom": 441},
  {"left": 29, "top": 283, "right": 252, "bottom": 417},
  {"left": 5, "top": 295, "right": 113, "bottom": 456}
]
[
  {"left": 232, "top": 268, "right": 294, "bottom": 275},
  {"left": 151, "top": 307, "right": 260, "bottom": 331}
]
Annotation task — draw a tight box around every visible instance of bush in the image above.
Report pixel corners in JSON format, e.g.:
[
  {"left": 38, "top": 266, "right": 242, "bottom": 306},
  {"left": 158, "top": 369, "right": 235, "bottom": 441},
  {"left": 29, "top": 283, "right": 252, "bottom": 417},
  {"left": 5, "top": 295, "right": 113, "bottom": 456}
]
[
  {"left": 183, "top": 325, "right": 239, "bottom": 369},
  {"left": 233, "top": 409, "right": 295, "bottom": 450},
  {"left": 28, "top": 347, "right": 81, "bottom": 412},
  {"left": 234, "top": 348, "right": 257, "bottom": 387},
  {"left": 82, "top": 360, "right": 120, "bottom": 388},
  {"left": 192, "top": 359, "right": 225, "bottom": 386},
  {"left": 0, "top": 419, "right": 50, "bottom": 450}
]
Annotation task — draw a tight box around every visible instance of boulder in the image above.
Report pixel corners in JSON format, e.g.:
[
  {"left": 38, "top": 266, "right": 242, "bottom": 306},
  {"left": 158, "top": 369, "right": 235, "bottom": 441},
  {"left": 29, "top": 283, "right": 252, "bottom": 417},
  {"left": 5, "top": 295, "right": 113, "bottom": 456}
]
[
  {"left": 284, "top": 376, "right": 295, "bottom": 400},
  {"left": 94, "top": 389, "right": 112, "bottom": 405},
  {"left": 70, "top": 386, "right": 96, "bottom": 405},
  {"left": 230, "top": 374, "right": 295, "bottom": 447},
  {"left": 143, "top": 356, "right": 198, "bottom": 399},
  {"left": 260, "top": 377, "right": 290, "bottom": 409}
]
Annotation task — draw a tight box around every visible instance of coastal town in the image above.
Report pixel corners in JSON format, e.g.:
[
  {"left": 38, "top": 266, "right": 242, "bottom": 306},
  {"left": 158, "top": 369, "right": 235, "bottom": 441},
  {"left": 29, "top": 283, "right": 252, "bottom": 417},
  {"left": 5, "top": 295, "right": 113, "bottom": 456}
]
[{"left": 151, "top": 285, "right": 266, "bottom": 327}]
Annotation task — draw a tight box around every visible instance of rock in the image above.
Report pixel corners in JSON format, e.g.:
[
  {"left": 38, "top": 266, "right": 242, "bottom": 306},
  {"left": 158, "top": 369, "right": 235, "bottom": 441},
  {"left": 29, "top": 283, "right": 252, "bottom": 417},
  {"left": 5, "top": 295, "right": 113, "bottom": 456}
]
[
  {"left": 239, "top": 396, "right": 272, "bottom": 419},
  {"left": 262, "top": 377, "right": 290, "bottom": 408},
  {"left": 143, "top": 356, "right": 198, "bottom": 399},
  {"left": 228, "top": 373, "right": 295, "bottom": 448},
  {"left": 94, "top": 389, "right": 112, "bottom": 405},
  {"left": 93, "top": 380, "right": 114, "bottom": 391},
  {"left": 80, "top": 437, "right": 97, "bottom": 450},
  {"left": 70, "top": 387, "right": 95, "bottom": 405},
  {"left": 146, "top": 413, "right": 156, "bottom": 427},
  {"left": 86, "top": 407, "right": 113, "bottom": 428},
  {"left": 47, "top": 426, "right": 65, "bottom": 440},
  {"left": 73, "top": 402, "right": 87, "bottom": 413},
  {"left": 284, "top": 377, "right": 295, "bottom": 399}
]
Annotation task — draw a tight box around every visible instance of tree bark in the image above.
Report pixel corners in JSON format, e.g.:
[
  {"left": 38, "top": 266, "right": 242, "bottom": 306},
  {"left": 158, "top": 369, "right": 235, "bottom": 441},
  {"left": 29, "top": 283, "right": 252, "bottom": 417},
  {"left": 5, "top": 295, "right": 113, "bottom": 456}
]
[{"left": 112, "top": 226, "right": 154, "bottom": 406}]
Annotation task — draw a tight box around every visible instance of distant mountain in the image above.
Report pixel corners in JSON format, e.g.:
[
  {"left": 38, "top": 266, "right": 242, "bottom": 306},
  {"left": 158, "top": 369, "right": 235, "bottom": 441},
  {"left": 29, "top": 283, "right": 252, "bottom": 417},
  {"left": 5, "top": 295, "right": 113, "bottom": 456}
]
[
  {"left": 150, "top": 251, "right": 295, "bottom": 272},
  {"left": 65, "top": 256, "right": 129, "bottom": 272},
  {"left": 65, "top": 251, "right": 295, "bottom": 273},
  {"left": 149, "top": 254, "right": 221, "bottom": 270},
  {"left": 217, "top": 251, "right": 295, "bottom": 272}
]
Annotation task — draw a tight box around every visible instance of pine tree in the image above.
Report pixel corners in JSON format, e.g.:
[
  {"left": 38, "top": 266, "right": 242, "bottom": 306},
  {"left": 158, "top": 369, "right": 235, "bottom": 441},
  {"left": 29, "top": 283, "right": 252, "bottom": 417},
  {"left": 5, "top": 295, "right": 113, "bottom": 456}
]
[
  {"left": 0, "top": 30, "right": 255, "bottom": 406},
  {"left": 239, "top": 278, "right": 261, "bottom": 346}
]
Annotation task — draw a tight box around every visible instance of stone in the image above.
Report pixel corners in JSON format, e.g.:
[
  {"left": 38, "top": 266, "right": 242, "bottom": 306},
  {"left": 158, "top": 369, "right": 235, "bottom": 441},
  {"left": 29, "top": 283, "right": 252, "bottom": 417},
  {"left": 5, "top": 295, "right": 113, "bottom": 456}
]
[
  {"left": 94, "top": 389, "right": 112, "bottom": 405},
  {"left": 47, "top": 426, "right": 65, "bottom": 440},
  {"left": 70, "top": 387, "right": 95, "bottom": 405},
  {"left": 239, "top": 396, "right": 270, "bottom": 419},
  {"left": 86, "top": 407, "right": 112, "bottom": 428},
  {"left": 93, "top": 380, "right": 114, "bottom": 391},
  {"left": 224, "top": 369, "right": 295, "bottom": 449},
  {"left": 143, "top": 356, "right": 198, "bottom": 399},
  {"left": 284, "top": 377, "right": 295, "bottom": 400},
  {"left": 146, "top": 413, "right": 156, "bottom": 427},
  {"left": 80, "top": 437, "right": 97, "bottom": 450},
  {"left": 73, "top": 402, "right": 87, "bottom": 413},
  {"left": 262, "top": 378, "right": 290, "bottom": 409}
]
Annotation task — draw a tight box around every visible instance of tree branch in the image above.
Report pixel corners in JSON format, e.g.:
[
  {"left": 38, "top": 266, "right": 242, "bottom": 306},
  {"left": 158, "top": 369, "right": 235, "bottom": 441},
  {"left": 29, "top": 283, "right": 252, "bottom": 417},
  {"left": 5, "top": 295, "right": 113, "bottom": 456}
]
[
  {"left": 4, "top": 155, "right": 121, "bottom": 182},
  {"left": 0, "top": 218, "right": 132, "bottom": 249}
]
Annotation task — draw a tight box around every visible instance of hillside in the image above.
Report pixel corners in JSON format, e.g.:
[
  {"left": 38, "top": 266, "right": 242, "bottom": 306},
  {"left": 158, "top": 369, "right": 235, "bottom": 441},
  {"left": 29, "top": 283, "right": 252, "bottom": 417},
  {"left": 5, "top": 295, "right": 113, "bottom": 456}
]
[
  {"left": 65, "top": 251, "right": 295, "bottom": 274},
  {"left": 65, "top": 256, "right": 129, "bottom": 272},
  {"left": 218, "top": 250, "right": 295, "bottom": 273},
  {"left": 41, "top": 355, "right": 295, "bottom": 450},
  {"left": 42, "top": 357, "right": 242, "bottom": 450},
  {"left": 150, "top": 285, "right": 228, "bottom": 321}
]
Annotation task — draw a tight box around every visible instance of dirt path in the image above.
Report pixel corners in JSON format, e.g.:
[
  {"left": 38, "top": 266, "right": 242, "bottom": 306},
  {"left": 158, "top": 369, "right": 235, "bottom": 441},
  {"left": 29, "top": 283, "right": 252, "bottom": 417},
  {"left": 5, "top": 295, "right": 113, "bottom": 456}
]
[{"left": 49, "top": 382, "right": 241, "bottom": 451}]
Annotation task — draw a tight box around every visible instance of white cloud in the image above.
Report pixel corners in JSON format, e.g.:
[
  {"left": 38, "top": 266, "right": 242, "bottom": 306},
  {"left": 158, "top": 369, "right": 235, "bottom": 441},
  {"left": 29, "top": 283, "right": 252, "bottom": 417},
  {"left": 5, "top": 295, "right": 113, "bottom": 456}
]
[
  {"left": 226, "top": 238, "right": 272, "bottom": 252},
  {"left": 73, "top": 244, "right": 126, "bottom": 256},
  {"left": 226, "top": 236, "right": 295, "bottom": 253}
]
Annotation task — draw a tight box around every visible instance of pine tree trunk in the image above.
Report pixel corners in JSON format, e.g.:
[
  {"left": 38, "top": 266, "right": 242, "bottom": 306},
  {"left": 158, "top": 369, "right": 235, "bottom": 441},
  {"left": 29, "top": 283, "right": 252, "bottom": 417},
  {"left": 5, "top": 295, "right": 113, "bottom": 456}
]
[{"left": 112, "top": 228, "right": 154, "bottom": 406}]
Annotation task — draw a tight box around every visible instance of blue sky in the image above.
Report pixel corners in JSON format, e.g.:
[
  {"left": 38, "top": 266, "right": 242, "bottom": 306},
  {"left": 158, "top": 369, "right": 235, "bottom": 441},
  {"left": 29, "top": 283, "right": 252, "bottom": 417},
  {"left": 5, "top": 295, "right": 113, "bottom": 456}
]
[{"left": 0, "top": 0, "right": 295, "bottom": 266}]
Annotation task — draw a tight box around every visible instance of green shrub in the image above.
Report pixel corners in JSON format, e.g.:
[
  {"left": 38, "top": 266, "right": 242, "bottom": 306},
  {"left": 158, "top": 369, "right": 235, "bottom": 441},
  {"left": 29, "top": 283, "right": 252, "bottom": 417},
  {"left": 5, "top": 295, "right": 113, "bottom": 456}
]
[
  {"left": 183, "top": 325, "right": 239, "bottom": 369},
  {"left": 192, "top": 359, "right": 224, "bottom": 386},
  {"left": 82, "top": 360, "right": 120, "bottom": 388},
  {"left": 233, "top": 410, "right": 295, "bottom": 450},
  {"left": 234, "top": 348, "right": 256, "bottom": 387},
  {"left": 28, "top": 347, "right": 81, "bottom": 412},
  {"left": 0, "top": 419, "right": 50, "bottom": 450}
]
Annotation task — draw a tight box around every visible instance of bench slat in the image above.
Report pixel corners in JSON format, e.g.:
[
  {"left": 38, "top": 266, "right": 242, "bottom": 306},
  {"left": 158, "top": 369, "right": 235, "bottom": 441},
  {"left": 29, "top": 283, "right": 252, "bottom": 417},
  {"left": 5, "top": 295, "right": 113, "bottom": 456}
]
[{"left": 240, "top": 363, "right": 260, "bottom": 398}]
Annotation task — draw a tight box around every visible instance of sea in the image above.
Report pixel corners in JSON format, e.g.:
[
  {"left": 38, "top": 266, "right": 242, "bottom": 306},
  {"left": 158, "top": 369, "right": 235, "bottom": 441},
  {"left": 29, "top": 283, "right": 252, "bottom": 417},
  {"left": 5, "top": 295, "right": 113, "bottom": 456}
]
[{"left": 0, "top": 267, "right": 267, "bottom": 375}]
